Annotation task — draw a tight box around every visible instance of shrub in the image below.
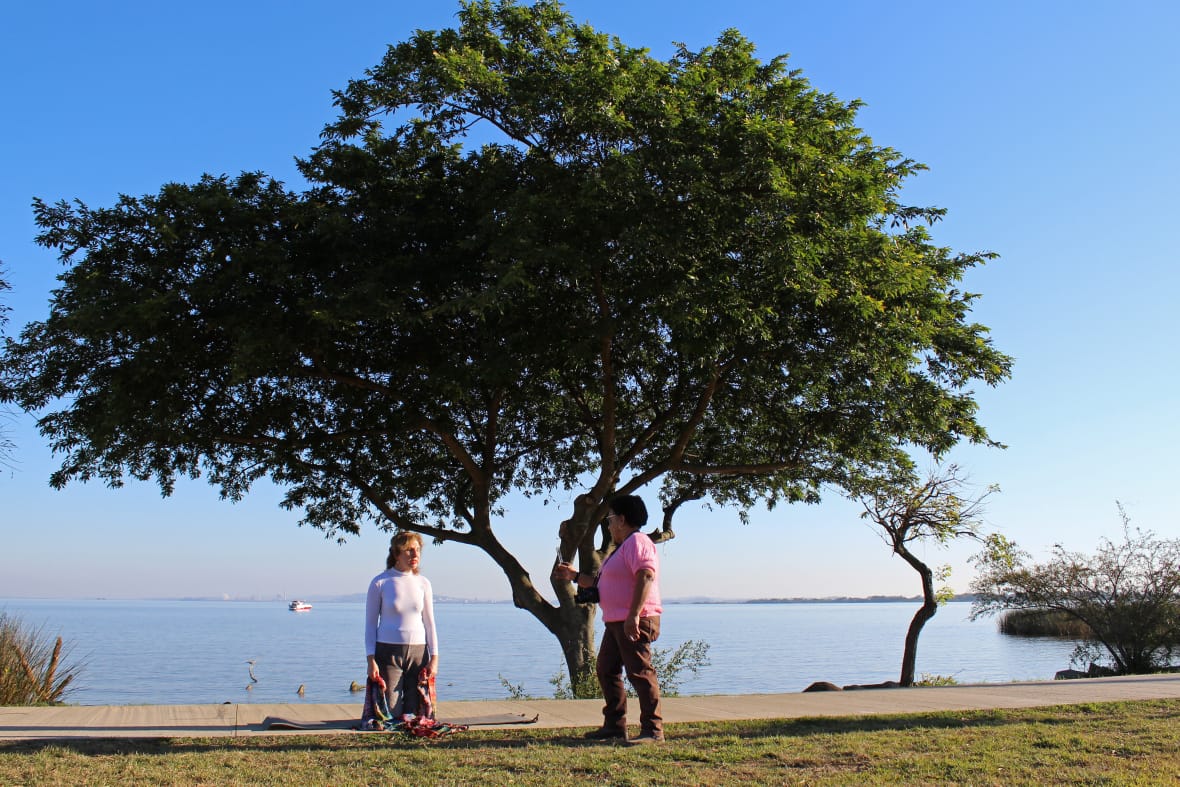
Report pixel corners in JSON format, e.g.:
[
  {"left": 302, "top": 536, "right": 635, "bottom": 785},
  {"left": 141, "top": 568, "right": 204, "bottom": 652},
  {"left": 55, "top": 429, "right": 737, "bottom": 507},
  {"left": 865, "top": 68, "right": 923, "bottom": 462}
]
[
  {"left": 650, "top": 639, "right": 711, "bottom": 697},
  {"left": 505, "top": 639, "right": 712, "bottom": 700},
  {"left": 972, "top": 505, "right": 1180, "bottom": 674},
  {"left": 0, "top": 612, "right": 82, "bottom": 705},
  {"left": 999, "top": 609, "right": 1096, "bottom": 639}
]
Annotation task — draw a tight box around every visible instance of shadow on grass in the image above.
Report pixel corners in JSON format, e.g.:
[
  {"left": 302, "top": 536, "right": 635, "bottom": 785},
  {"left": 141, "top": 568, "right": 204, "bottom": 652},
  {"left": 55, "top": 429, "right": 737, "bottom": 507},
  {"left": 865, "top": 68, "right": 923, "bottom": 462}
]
[{"left": 3, "top": 699, "right": 1174, "bottom": 757}]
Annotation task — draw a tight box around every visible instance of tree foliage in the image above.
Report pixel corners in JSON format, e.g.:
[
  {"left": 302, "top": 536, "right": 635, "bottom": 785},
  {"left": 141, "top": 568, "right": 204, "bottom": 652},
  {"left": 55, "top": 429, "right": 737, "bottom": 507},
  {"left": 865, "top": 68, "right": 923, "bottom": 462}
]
[
  {"left": 858, "top": 464, "right": 997, "bottom": 686},
  {"left": 1, "top": 0, "right": 1010, "bottom": 687},
  {"left": 971, "top": 504, "right": 1180, "bottom": 674},
  {"left": 0, "top": 263, "right": 14, "bottom": 469},
  {"left": 0, "top": 265, "right": 9, "bottom": 332}
]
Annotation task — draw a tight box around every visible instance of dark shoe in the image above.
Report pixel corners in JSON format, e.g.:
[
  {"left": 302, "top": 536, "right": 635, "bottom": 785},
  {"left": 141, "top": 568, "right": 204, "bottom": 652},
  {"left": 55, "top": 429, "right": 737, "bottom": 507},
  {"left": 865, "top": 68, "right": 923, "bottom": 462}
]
[
  {"left": 583, "top": 726, "right": 626, "bottom": 740},
  {"left": 627, "top": 731, "right": 665, "bottom": 745}
]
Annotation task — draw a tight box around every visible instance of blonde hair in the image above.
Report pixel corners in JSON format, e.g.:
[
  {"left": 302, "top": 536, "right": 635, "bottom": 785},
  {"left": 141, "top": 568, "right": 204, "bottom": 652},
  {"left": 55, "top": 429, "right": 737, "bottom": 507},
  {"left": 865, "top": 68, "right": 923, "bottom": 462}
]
[{"left": 386, "top": 531, "right": 424, "bottom": 573}]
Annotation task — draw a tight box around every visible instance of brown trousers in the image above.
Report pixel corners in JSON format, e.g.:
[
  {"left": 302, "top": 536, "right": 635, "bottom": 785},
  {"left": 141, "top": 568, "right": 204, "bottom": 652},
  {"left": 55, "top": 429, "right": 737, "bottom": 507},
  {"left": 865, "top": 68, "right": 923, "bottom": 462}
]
[{"left": 597, "top": 616, "right": 663, "bottom": 735}]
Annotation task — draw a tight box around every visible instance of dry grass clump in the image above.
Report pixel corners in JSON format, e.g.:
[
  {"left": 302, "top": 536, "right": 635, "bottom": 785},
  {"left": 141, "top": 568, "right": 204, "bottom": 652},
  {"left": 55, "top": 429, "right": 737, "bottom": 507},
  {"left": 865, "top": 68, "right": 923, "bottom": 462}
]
[
  {"left": 0, "top": 611, "right": 81, "bottom": 705},
  {"left": 998, "top": 608, "right": 1095, "bottom": 638}
]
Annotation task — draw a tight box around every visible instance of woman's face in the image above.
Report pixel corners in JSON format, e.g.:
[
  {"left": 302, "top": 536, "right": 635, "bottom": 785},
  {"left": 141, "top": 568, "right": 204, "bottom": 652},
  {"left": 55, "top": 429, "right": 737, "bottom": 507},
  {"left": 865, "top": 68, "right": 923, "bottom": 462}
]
[
  {"left": 395, "top": 542, "right": 422, "bottom": 572},
  {"left": 606, "top": 511, "right": 630, "bottom": 544}
]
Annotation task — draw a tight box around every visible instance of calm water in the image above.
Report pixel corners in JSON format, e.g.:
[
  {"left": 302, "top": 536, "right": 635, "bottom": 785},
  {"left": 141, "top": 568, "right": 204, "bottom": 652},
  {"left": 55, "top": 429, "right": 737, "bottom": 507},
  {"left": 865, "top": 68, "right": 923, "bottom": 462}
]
[{"left": 1, "top": 599, "right": 1080, "bottom": 706}]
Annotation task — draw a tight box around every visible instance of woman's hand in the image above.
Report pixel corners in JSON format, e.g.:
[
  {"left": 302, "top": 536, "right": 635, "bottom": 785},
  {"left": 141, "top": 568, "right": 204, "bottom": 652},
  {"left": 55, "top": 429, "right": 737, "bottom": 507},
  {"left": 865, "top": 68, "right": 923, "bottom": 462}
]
[
  {"left": 367, "top": 655, "right": 379, "bottom": 681},
  {"left": 553, "top": 562, "right": 577, "bottom": 582},
  {"left": 423, "top": 655, "right": 439, "bottom": 679}
]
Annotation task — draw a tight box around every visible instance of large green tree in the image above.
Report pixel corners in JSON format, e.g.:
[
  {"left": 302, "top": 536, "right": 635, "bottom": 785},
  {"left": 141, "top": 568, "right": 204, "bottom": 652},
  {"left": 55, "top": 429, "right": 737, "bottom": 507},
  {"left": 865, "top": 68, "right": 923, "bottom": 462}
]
[{"left": 2, "top": 0, "right": 1010, "bottom": 688}]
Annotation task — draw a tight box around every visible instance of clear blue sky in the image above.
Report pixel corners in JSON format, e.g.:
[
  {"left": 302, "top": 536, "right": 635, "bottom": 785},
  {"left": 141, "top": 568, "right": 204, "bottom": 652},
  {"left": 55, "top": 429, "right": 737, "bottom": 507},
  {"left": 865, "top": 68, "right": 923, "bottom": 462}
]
[{"left": 2, "top": 1, "right": 1177, "bottom": 602}]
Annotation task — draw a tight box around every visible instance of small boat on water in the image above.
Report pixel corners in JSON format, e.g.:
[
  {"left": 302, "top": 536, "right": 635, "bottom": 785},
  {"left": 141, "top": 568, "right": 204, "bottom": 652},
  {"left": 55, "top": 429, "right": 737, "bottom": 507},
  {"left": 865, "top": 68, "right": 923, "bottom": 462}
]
[{"left": 288, "top": 600, "right": 312, "bottom": 612}]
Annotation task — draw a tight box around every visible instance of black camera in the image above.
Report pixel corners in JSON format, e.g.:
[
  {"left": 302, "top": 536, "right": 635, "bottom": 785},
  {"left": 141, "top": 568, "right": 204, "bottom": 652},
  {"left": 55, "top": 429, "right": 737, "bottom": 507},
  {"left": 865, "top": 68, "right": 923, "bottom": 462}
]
[{"left": 575, "top": 585, "right": 600, "bottom": 604}]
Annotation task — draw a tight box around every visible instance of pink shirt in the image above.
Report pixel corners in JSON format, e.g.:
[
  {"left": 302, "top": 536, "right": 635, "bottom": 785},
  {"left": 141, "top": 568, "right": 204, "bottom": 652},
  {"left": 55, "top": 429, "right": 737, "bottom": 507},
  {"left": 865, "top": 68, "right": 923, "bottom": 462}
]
[{"left": 598, "top": 531, "right": 662, "bottom": 622}]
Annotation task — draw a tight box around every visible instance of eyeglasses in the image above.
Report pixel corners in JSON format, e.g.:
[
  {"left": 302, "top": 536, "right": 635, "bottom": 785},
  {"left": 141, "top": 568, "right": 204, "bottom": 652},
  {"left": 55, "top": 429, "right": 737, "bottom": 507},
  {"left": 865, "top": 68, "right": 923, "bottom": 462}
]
[{"left": 606, "top": 513, "right": 621, "bottom": 522}]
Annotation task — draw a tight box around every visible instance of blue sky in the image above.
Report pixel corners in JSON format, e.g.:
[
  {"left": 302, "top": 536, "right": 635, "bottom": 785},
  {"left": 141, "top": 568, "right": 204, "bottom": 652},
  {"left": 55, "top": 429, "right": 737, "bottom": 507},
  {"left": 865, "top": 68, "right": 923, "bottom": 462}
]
[{"left": 2, "top": 1, "right": 1177, "bottom": 602}]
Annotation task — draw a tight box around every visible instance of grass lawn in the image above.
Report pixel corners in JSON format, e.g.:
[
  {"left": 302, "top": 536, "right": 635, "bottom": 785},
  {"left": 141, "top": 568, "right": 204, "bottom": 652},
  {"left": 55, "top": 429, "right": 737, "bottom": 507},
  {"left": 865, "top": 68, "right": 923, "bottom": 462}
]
[{"left": 2, "top": 699, "right": 1178, "bottom": 785}]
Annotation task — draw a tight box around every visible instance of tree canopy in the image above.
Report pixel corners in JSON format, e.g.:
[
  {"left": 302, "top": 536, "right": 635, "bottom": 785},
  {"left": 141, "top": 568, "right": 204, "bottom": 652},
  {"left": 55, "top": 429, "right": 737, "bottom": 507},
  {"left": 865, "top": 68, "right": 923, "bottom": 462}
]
[{"left": 2, "top": 0, "right": 1010, "bottom": 684}]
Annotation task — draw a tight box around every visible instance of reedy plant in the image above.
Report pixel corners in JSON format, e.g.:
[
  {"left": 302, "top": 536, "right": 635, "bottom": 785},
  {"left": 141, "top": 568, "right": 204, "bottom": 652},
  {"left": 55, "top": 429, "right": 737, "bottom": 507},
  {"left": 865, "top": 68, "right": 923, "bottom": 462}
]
[{"left": 0, "top": 612, "right": 81, "bottom": 705}]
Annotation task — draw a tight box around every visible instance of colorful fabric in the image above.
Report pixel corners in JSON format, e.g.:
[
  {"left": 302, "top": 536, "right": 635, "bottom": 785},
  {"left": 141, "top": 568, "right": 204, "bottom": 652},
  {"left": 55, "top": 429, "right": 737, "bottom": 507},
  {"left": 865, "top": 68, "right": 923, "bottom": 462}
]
[
  {"left": 359, "top": 672, "right": 465, "bottom": 738},
  {"left": 393, "top": 715, "right": 468, "bottom": 739},
  {"left": 418, "top": 671, "right": 437, "bottom": 720},
  {"left": 360, "top": 675, "right": 394, "bottom": 731}
]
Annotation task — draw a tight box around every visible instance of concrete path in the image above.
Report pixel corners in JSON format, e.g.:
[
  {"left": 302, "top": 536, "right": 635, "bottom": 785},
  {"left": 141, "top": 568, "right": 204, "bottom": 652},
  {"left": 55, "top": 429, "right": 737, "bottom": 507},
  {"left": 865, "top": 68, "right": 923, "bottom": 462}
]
[{"left": 3, "top": 674, "right": 1180, "bottom": 741}]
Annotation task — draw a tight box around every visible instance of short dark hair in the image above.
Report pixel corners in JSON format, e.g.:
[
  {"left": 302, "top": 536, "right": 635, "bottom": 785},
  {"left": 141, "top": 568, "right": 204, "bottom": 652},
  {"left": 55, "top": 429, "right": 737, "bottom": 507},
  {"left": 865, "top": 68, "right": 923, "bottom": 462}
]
[{"left": 609, "top": 495, "right": 648, "bottom": 529}]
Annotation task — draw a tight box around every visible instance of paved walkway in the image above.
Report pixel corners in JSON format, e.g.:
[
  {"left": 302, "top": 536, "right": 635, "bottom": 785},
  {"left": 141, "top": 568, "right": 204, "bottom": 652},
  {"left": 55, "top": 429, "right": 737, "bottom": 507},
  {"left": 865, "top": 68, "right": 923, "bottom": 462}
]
[{"left": 3, "top": 674, "right": 1180, "bottom": 741}]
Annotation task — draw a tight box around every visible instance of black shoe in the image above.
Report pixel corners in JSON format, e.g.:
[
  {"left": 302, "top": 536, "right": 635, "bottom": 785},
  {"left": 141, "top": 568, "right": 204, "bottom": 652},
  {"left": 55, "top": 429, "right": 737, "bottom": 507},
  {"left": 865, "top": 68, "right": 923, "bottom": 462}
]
[{"left": 583, "top": 726, "right": 626, "bottom": 740}]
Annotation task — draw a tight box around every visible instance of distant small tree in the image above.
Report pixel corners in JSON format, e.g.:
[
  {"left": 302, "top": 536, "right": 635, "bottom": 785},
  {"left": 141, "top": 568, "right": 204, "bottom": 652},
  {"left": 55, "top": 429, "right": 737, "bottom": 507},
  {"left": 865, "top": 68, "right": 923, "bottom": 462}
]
[
  {"left": 971, "top": 504, "right": 1180, "bottom": 675},
  {"left": 858, "top": 464, "right": 997, "bottom": 686}
]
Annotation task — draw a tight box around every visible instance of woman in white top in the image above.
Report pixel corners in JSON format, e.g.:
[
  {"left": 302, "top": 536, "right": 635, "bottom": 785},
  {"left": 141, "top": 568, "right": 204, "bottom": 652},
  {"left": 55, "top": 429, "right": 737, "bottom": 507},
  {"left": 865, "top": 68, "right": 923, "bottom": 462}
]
[{"left": 365, "top": 531, "right": 439, "bottom": 716}]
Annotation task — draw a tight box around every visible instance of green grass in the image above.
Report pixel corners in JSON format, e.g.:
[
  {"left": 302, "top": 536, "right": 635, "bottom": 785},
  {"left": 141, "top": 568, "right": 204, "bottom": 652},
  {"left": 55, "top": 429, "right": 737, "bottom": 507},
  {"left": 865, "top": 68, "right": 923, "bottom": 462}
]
[{"left": 3, "top": 699, "right": 1179, "bottom": 785}]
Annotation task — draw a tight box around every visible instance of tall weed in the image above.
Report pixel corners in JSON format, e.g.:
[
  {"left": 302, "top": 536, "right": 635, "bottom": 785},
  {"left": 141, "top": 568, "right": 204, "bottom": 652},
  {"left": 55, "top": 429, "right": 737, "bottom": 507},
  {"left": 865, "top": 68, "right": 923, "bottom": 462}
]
[{"left": 0, "top": 611, "right": 82, "bottom": 705}]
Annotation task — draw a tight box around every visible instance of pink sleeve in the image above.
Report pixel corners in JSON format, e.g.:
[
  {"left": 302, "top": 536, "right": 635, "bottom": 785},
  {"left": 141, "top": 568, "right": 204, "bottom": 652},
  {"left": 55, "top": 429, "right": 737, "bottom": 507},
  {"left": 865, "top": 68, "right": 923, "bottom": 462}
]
[{"left": 627, "top": 534, "right": 658, "bottom": 573}]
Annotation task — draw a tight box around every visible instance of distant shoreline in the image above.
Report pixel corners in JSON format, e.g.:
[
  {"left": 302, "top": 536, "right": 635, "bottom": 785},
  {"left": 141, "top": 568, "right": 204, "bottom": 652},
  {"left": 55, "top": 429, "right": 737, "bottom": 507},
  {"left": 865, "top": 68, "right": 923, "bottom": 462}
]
[{"left": 4, "top": 594, "right": 979, "bottom": 605}]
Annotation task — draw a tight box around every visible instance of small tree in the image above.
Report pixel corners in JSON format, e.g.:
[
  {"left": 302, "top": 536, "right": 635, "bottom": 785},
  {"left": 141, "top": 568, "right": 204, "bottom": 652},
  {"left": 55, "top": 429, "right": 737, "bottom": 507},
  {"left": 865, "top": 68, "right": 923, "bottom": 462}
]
[
  {"left": 970, "top": 504, "right": 1180, "bottom": 674},
  {"left": 858, "top": 464, "right": 997, "bottom": 686}
]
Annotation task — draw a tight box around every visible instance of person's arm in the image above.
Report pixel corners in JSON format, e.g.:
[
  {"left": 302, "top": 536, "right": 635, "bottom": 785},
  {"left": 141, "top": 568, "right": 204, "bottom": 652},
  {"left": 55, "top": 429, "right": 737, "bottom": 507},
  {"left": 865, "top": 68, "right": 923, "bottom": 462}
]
[
  {"left": 422, "top": 577, "right": 439, "bottom": 677},
  {"left": 367, "top": 654, "right": 380, "bottom": 681},
  {"left": 624, "top": 568, "right": 655, "bottom": 641},
  {"left": 554, "top": 562, "right": 594, "bottom": 588},
  {"left": 365, "top": 579, "right": 381, "bottom": 679}
]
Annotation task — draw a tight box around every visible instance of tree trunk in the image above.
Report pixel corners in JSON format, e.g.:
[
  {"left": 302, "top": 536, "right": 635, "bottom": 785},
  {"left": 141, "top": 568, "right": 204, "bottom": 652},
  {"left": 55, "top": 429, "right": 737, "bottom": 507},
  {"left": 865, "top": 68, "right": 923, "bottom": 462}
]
[
  {"left": 451, "top": 519, "right": 604, "bottom": 697},
  {"left": 897, "top": 546, "right": 938, "bottom": 687},
  {"left": 553, "top": 600, "right": 599, "bottom": 695}
]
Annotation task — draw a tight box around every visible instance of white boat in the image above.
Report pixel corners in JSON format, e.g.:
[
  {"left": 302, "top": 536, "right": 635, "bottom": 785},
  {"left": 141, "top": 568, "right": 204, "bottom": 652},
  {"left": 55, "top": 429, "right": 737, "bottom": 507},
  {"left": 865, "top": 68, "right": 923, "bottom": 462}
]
[{"left": 288, "top": 600, "right": 312, "bottom": 612}]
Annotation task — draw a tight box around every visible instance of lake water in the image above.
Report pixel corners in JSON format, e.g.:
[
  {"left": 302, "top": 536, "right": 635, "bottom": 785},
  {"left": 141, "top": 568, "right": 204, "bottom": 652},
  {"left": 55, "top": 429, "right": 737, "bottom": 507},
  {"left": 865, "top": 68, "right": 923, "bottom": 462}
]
[{"left": 1, "top": 599, "right": 1081, "bottom": 706}]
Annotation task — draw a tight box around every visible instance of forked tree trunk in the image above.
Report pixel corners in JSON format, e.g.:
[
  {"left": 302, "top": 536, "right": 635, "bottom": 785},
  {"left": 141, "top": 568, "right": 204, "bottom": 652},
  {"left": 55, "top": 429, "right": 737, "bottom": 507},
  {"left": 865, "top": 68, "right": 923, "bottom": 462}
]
[{"left": 467, "top": 526, "right": 604, "bottom": 697}]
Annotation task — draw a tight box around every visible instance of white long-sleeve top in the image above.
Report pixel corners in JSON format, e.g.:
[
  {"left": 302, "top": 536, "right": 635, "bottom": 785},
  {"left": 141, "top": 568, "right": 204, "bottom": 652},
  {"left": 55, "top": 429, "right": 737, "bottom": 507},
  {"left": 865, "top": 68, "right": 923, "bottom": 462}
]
[{"left": 364, "top": 568, "right": 438, "bottom": 657}]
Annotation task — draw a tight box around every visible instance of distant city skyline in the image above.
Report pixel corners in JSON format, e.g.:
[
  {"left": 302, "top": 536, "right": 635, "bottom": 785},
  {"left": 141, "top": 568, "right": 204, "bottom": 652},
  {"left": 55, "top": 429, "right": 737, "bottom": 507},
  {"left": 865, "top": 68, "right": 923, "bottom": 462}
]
[{"left": 2, "top": 1, "right": 1178, "bottom": 603}]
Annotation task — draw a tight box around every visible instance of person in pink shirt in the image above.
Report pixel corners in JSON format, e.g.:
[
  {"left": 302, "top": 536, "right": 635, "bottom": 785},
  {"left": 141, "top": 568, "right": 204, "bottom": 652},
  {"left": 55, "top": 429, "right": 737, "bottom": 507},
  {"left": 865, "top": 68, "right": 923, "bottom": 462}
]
[{"left": 556, "top": 494, "right": 664, "bottom": 743}]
